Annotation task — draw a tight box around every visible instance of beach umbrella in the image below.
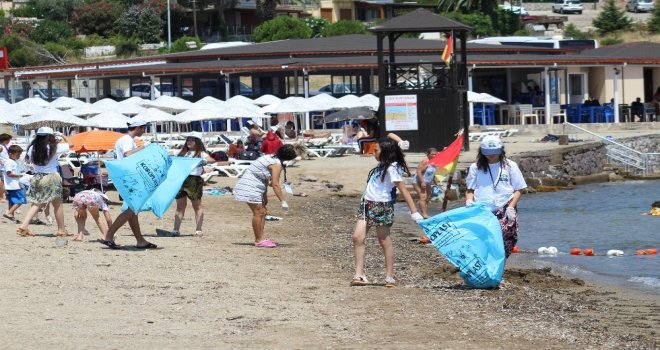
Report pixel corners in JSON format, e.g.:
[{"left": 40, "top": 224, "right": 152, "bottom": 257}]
[
  {"left": 176, "top": 109, "right": 226, "bottom": 123},
  {"left": 50, "top": 97, "right": 86, "bottom": 110},
  {"left": 69, "top": 130, "right": 126, "bottom": 153},
  {"left": 16, "top": 108, "right": 93, "bottom": 128},
  {"left": 333, "top": 94, "right": 363, "bottom": 109},
  {"left": 87, "top": 111, "right": 133, "bottom": 129},
  {"left": 66, "top": 103, "right": 104, "bottom": 117},
  {"left": 467, "top": 91, "right": 482, "bottom": 103},
  {"left": 358, "top": 94, "right": 380, "bottom": 110},
  {"left": 92, "top": 98, "right": 119, "bottom": 111},
  {"left": 119, "top": 97, "right": 148, "bottom": 106},
  {"left": 308, "top": 94, "right": 338, "bottom": 111},
  {"left": 15, "top": 97, "right": 50, "bottom": 108},
  {"left": 115, "top": 103, "right": 147, "bottom": 116},
  {"left": 324, "top": 107, "right": 376, "bottom": 123},
  {"left": 191, "top": 97, "right": 226, "bottom": 111},
  {"left": 0, "top": 100, "right": 10, "bottom": 107},
  {"left": 132, "top": 108, "right": 178, "bottom": 123},
  {"left": 259, "top": 96, "right": 313, "bottom": 114},
  {"left": 227, "top": 95, "right": 255, "bottom": 106},
  {"left": 253, "top": 94, "right": 281, "bottom": 106},
  {"left": 142, "top": 95, "right": 194, "bottom": 113},
  {"left": 1, "top": 103, "right": 46, "bottom": 119}
]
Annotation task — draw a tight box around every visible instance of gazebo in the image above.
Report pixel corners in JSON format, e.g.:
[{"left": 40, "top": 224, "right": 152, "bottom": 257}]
[{"left": 369, "top": 9, "right": 472, "bottom": 151}]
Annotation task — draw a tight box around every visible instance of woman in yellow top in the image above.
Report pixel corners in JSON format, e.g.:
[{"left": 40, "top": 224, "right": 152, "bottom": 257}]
[{"left": 646, "top": 201, "right": 660, "bottom": 216}]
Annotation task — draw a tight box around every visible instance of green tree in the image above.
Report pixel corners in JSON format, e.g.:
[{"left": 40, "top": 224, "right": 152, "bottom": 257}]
[
  {"left": 71, "top": 0, "right": 123, "bottom": 37},
  {"left": 28, "top": 20, "right": 74, "bottom": 44},
  {"left": 115, "top": 36, "right": 140, "bottom": 57},
  {"left": 11, "top": 0, "right": 82, "bottom": 21},
  {"left": 320, "top": 20, "right": 368, "bottom": 37},
  {"left": 171, "top": 35, "right": 201, "bottom": 52},
  {"left": 563, "top": 23, "right": 594, "bottom": 39},
  {"left": 437, "top": 0, "right": 497, "bottom": 15},
  {"left": 115, "top": 5, "right": 163, "bottom": 43},
  {"left": 303, "top": 16, "right": 328, "bottom": 38},
  {"left": 648, "top": 3, "right": 660, "bottom": 33},
  {"left": 252, "top": 16, "right": 311, "bottom": 43},
  {"left": 592, "top": 0, "right": 631, "bottom": 34}
]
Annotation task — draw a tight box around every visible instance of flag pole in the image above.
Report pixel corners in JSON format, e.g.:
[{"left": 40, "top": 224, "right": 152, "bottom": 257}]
[{"left": 441, "top": 174, "right": 454, "bottom": 212}]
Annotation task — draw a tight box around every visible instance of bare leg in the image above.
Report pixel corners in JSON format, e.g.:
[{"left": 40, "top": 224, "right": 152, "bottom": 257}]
[
  {"left": 352, "top": 220, "right": 368, "bottom": 277},
  {"left": 247, "top": 203, "right": 267, "bottom": 243},
  {"left": 18, "top": 203, "right": 46, "bottom": 233},
  {"left": 6, "top": 203, "right": 21, "bottom": 217},
  {"left": 413, "top": 183, "right": 429, "bottom": 218},
  {"left": 191, "top": 199, "right": 203, "bottom": 233},
  {"left": 104, "top": 209, "right": 134, "bottom": 241},
  {"left": 127, "top": 213, "right": 151, "bottom": 246},
  {"left": 74, "top": 207, "right": 87, "bottom": 241},
  {"left": 88, "top": 207, "right": 106, "bottom": 238},
  {"left": 173, "top": 197, "right": 187, "bottom": 232},
  {"left": 51, "top": 198, "right": 67, "bottom": 235},
  {"left": 376, "top": 226, "right": 394, "bottom": 278}
]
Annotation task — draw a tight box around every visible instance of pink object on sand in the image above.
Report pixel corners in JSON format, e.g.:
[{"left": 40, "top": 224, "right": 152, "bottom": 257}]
[{"left": 255, "top": 239, "right": 278, "bottom": 248}]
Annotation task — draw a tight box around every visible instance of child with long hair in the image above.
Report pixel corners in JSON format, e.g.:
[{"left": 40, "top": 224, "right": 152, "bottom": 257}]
[
  {"left": 17, "top": 127, "right": 72, "bottom": 237},
  {"left": 412, "top": 147, "right": 438, "bottom": 219},
  {"left": 351, "top": 135, "right": 423, "bottom": 287},
  {"left": 465, "top": 135, "right": 527, "bottom": 258},
  {"left": 172, "top": 133, "right": 216, "bottom": 237}
]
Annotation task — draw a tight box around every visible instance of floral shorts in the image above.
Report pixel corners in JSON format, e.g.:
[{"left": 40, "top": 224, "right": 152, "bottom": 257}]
[
  {"left": 176, "top": 175, "right": 204, "bottom": 201},
  {"left": 356, "top": 199, "right": 394, "bottom": 227}
]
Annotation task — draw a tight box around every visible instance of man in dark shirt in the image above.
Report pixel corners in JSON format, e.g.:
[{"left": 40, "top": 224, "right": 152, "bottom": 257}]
[{"left": 631, "top": 97, "right": 645, "bottom": 121}]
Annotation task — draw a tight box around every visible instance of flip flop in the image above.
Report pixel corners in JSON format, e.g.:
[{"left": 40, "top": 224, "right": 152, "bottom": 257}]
[
  {"left": 3, "top": 213, "right": 17, "bottom": 222},
  {"left": 98, "top": 239, "right": 120, "bottom": 249},
  {"left": 135, "top": 242, "right": 158, "bottom": 249},
  {"left": 255, "top": 239, "right": 278, "bottom": 248}
]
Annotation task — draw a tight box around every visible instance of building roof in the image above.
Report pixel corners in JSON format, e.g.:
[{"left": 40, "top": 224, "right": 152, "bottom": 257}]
[
  {"left": 579, "top": 41, "right": 660, "bottom": 61},
  {"left": 368, "top": 8, "right": 472, "bottom": 33}
]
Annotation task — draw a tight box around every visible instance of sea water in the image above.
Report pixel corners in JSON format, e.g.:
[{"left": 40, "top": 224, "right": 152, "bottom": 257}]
[{"left": 513, "top": 180, "right": 660, "bottom": 294}]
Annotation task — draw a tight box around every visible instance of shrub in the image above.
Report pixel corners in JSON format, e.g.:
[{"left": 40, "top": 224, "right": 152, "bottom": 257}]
[
  {"left": 28, "top": 19, "right": 73, "bottom": 44},
  {"left": 115, "top": 36, "right": 139, "bottom": 57},
  {"left": 253, "top": 16, "right": 311, "bottom": 43},
  {"left": 170, "top": 35, "right": 201, "bottom": 52},
  {"left": 593, "top": 0, "right": 631, "bottom": 34},
  {"left": 600, "top": 36, "right": 624, "bottom": 45},
  {"left": 320, "top": 20, "right": 368, "bottom": 37},
  {"left": 9, "top": 46, "right": 44, "bottom": 67},
  {"left": 648, "top": 4, "right": 660, "bottom": 33},
  {"left": 302, "top": 16, "right": 328, "bottom": 38},
  {"left": 563, "top": 23, "right": 594, "bottom": 39}
]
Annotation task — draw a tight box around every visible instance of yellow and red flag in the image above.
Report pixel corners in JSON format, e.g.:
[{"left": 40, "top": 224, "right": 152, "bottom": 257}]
[
  {"left": 428, "top": 132, "right": 463, "bottom": 182},
  {"left": 441, "top": 34, "right": 453, "bottom": 66}
]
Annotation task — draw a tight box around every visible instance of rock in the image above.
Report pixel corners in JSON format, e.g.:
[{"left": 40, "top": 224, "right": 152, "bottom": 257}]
[
  {"left": 55, "top": 238, "right": 68, "bottom": 247},
  {"left": 608, "top": 173, "right": 625, "bottom": 182},
  {"left": 325, "top": 182, "right": 343, "bottom": 191},
  {"left": 300, "top": 176, "right": 318, "bottom": 182}
]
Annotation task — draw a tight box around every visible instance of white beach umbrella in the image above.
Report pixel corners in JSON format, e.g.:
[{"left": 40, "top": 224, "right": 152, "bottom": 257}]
[
  {"left": 475, "top": 92, "right": 506, "bottom": 104},
  {"left": 142, "top": 95, "right": 194, "bottom": 113},
  {"left": 308, "top": 94, "right": 338, "bottom": 111},
  {"left": 259, "top": 96, "right": 313, "bottom": 114},
  {"left": 227, "top": 95, "right": 255, "bottom": 106},
  {"left": 333, "top": 94, "right": 362, "bottom": 109},
  {"left": 132, "top": 108, "right": 179, "bottom": 123},
  {"left": 191, "top": 97, "right": 226, "bottom": 111},
  {"left": 119, "top": 97, "right": 148, "bottom": 105},
  {"left": 16, "top": 108, "right": 93, "bottom": 128},
  {"left": 358, "top": 94, "right": 380, "bottom": 111},
  {"left": 225, "top": 98, "right": 261, "bottom": 112},
  {"left": 15, "top": 97, "right": 50, "bottom": 108},
  {"left": 0, "top": 100, "right": 10, "bottom": 107},
  {"left": 1, "top": 103, "right": 46, "bottom": 118},
  {"left": 252, "top": 94, "right": 281, "bottom": 106},
  {"left": 87, "top": 111, "right": 133, "bottom": 129},
  {"left": 116, "top": 103, "right": 147, "bottom": 116},
  {"left": 92, "top": 98, "right": 119, "bottom": 111},
  {"left": 66, "top": 103, "right": 104, "bottom": 117},
  {"left": 467, "top": 91, "right": 483, "bottom": 103},
  {"left": 50, "top": 96, "right": 86, "bottom": 110},
  {"left": 220, "top": 104, "right": 270, "bottom": 119},
  {"left": 176, "top": 109, "right": 226, "bottom": 122}
]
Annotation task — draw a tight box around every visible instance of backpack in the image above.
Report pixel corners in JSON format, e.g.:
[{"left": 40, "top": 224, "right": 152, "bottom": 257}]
[
  {"left": 239, "top": 150, "right": 260, "bottom": 160},
  {"left": 210, "top": 151, "right": 228, "bottom": 162}
]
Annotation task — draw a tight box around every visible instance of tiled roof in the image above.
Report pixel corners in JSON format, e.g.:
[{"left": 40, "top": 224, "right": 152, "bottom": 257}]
[{"left": 368, "top": 8, "right": 472, "bottom": 32}]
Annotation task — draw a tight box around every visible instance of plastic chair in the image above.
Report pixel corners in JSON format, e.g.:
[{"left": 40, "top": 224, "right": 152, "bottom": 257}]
[
  {"left": 518, "top": 104, "right": 538, "bottom": 125},
  {"left": 549, "top": 104, "right": 566, "bottom": 124}
]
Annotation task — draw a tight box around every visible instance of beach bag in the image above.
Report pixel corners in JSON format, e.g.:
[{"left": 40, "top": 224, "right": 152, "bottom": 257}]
[
  {"left": 417, "top": 203, "right": 505, "bottom": 289},
  {"left": 104, "top": 144, "right": 201, "bottom": 217},
  {"left": 210, "top": 150, "right": 228, "bottom": 162},
  {"left": 239, "top": 150, "right": 260, "bottom": 160}
]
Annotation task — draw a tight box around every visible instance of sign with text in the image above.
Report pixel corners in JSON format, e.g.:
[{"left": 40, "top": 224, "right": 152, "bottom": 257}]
[{"left": 384, "top": 94, "right": 418, "bottom": 131}]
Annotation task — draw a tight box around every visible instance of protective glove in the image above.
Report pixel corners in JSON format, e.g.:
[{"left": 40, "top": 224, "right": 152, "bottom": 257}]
[
  {"left": 410, "top": 212, "right": 424, "bottom": 222},
  {"left": 505, "top": 206, "right": 517, "bottom": 221},
  {"left": 281, "top": 201, "right": 289, "bottom": 211},
  {"left": 398, "top": 140, "right": 410, "bottom": 151},
  {"left": 465, "top": 199, "right": 475, "bottom": 207}
]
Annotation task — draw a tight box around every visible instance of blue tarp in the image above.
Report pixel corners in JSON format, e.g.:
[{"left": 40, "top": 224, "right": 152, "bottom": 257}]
[{"left": 418, "top": 203, "right": 505, "bottom": 289}]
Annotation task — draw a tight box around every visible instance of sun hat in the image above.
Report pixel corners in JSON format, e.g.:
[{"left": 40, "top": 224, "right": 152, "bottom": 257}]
[
  {"left": 480, "top": 135, "right": 503, "bottom": 155},
  {"left": 187, "top": 132, "right": 203, "bottom": 140},
  {"left": 126, "top": 120, "right": 150, "bottom": 128},
  {"left": 36, "top": 126, "right": 54, "bottom": 135}
]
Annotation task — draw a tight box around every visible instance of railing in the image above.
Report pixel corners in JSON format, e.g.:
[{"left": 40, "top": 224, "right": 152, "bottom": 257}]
[
  {"left": 383, "top": 62, "right": 459, "bottom": 91},
  {"left": 563, "top": 122, "right": 660, "bottom": 176}
]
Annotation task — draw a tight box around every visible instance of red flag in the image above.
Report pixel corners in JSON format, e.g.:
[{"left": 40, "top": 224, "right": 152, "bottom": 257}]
[
  {"left": 428, "top": 132, "right": 463, "bottom": 180},
  {"left": 441, "top": 34, "right": 453, "bottom": 66}
]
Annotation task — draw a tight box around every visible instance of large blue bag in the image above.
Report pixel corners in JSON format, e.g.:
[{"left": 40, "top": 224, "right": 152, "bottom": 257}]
[
  {"left": 104, "top": 144, "right": 201, "bottom": 217},
  {"left": 417, "top": 203, "right": 505, "bottom": 289}
]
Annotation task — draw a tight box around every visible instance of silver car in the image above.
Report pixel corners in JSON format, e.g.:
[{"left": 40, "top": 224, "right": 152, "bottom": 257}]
[
  {"left": 626, "top": 0, "right": 654, "bottom": 12},
  {"left": 552, "top": 0, "right": 583, "bottom": 14}
]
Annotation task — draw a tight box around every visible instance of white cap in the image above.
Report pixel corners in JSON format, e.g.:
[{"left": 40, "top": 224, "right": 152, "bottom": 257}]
[
  {"left": 187, "top": 132, "right": 203, "bottom": 140},
  {"left": 480, "top": 135, "right": 503, "bottom": 155},
  {"left": 127, "top": 120, "right": 150, "bottom": 128},
  {"left": 36, "top": 126, "right": 54, "bottom": 135}
]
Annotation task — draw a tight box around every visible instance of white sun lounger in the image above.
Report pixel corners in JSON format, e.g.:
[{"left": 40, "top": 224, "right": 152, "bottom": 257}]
[{"left": 213, "top": 164, "right": 250, "bottom": 178}]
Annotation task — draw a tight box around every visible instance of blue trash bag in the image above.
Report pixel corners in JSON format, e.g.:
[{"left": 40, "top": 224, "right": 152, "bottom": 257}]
[
  {"left": 104, "top": 144, "right": 201, "bottom": 217},
  {"left": 417, "top": 203, "right": 505, "bottom": 289}
]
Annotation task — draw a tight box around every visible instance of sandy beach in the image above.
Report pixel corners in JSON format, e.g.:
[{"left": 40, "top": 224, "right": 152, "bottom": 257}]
[{"left": 1, "top": 131, "right": 659, "bottom": 349}]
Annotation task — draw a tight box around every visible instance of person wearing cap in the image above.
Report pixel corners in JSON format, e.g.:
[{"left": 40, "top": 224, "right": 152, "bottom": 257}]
[
  {"left": 99, "top": 120, "right": 155, "bottom": 249},
  {"left": 16, "top": 127, "right": 73, "bottom": 237},
  {"left": 171, "top": 132, "right": 216, "bottom": 237},
  {"left": 465, "top": 135, "right": 527, "bottom": 258},
  {"left": 71, "top": 189, "right": 113, "bottom": 242}
]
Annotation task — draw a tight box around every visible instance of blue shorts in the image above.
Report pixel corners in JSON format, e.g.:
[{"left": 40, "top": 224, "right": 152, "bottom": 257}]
[{"left": 7, "top": 189, "right": 27, "bottom": 205}]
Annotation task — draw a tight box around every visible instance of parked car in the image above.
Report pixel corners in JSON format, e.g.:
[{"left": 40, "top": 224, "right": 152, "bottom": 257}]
[
  {"left": 310, "top": 83, "right": 358, "bottom": 96},
  {"left": 626, "top": 0, "right": 654, "bottom": 12},
  {"left": 124, "top": 83, "right": 193, "bottom": 98},
  {"left": 552, "top": 0, "right": 583, "bottom": 14},
  {"left": 0, "top": 87, "right": 67, "bottom": 101},
  {"left": 499, "top": 2, "right": 529, "bottom": 16},
  {"left": 198, "top": 80, "right": 252, "bottom": 97}
]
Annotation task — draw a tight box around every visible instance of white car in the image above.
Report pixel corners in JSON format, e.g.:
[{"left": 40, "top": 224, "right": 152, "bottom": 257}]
[
  {"left": 626, "top": 0, "right": 654, "bottom": 12},
  {"left": 310, "top": 83, "right": 358, "bottom": 96},
  {"left": 499, "top": 2, "right": 529, "bottom": 16},
  {"left": 552, "top": 0, "right": 583, "bottom": 14},
  {"left": 124, "top": 83, "right": 193, "bottom": 98}
]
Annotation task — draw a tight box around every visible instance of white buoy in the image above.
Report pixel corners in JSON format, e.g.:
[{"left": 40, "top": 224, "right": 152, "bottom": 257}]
[
  {"left": 537, "top": 247, "right": 549, "bottom": 254},
  {"left": 547, "top": 246, "right": 558, "bottom": 255},
  {"left": 607, "top": 249, "right": 624, "bottom": 256}
]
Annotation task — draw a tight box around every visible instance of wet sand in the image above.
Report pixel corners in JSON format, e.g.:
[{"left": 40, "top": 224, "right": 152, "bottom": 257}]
[{"left": 1, "top": 133, "right": 658, "bottom": 349}]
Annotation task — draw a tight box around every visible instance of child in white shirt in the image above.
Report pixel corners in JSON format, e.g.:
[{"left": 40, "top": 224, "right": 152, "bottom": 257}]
[{"left": 3, "top": 145, "right": 26, "bottom": 222}]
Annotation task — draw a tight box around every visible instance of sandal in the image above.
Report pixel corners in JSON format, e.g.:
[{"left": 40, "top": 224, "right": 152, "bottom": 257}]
[
  {"left": 419, "top": 235, "right": 431, "bottom": 244},
  {"left": 56, "top": 230, "right": 74, "bottom": 237},
  {"left": 135, "top": 242, "right": 158, "bottom": 249},
  {"left": 3, "top": 213, "right": 17, "bottom": 223},
  {"left": 98, "top": 239, "right": 120, "bottom": 249},
  {"left": 384, "top": 276, "right": 397, "bottom": 288},
  {"left": 350, "top": 275, "right": 370, "bottom": 286},
  {"left": 16, "top": 227, "right": 34, "bottom": 237},
  {"left": 255, "top": 239, "right": 278, "bottom": 248},
  {"left": 194, "top": 230, "right": 203, "bottom": 237}
]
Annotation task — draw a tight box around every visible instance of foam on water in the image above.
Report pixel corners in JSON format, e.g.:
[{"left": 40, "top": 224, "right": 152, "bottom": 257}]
[{"left": 629, "top": 276, "right": 660, "bottom": 288}]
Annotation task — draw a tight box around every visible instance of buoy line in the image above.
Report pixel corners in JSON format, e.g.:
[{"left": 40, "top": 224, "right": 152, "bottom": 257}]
[{"left": 511, "top": 246, "right": 657, "bottom": 257}]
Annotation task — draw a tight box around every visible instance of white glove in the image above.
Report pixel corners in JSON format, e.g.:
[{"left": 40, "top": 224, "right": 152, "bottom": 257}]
[
  {"left": 398, "top": 140, "right": 410, "bottom": 150},
  {"left": 465, "top": 199, "right": 474, "bottom": 207},
  {"left": 281, "top": 201, "right": 289, "bottom": 211},
  {"left": 410, "top": 212, "right": 424, "bottom": 222},
  {"left": 505, "top": 206, "right": 517, "bottom": 221}
]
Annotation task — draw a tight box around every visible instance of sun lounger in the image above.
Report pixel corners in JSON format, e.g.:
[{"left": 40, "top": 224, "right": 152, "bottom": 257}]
[
  {"left": 214, "top": 164, "right": 249, "bottom": 178},
  {"left": 306, "top": 147, "right": 338, "bottom": 158}
]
